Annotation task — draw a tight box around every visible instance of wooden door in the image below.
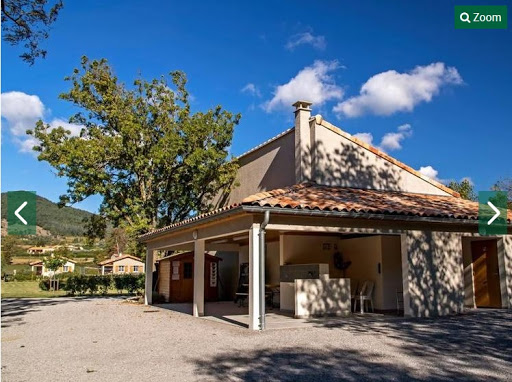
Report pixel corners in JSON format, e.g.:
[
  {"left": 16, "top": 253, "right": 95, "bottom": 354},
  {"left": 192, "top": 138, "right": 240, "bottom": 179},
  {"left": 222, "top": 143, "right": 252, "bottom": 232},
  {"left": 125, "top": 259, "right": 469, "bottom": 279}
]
[
  {"left": 471, "top": 240, "right": 502, "bottom": 308},
  {"left": 181, "top": 261, "right": 194, "bottom": 302}
]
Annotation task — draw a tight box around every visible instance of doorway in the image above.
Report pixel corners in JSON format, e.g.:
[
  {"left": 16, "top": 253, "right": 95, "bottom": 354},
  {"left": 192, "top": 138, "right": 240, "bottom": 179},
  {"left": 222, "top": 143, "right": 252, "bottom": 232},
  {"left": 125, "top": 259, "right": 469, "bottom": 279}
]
[{"left": 471, "top": 240, "right": 502, "bottom": 308}]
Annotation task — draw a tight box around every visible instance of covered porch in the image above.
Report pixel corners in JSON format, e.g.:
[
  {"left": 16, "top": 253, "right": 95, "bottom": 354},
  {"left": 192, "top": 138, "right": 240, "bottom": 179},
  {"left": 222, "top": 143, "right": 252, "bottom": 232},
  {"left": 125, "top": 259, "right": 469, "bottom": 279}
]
[{"left": 140, "top": 185, "right": 512, "bottom": 330}]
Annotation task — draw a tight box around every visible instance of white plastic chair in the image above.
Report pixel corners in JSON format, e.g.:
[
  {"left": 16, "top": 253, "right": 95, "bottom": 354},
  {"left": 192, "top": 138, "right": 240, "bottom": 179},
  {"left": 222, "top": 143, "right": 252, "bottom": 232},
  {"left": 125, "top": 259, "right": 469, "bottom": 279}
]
[{"left": 353, "top": 280, "right": 374, "bottom": 314}]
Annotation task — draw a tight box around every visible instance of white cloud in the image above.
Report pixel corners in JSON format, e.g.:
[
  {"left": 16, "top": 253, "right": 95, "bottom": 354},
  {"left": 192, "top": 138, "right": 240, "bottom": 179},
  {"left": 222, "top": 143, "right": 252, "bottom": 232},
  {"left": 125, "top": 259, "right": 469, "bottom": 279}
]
[
  {"left": 263, "top": 60, "right": 344, "bottom": 112},
  {"left": 379, "top": 123, "right": 412, "bottom": 151},
  {"left": 333, "top": 62, "right": 463, "bottom": 118},
  {"left": 353, "top": 123, "right": 412, "bottom": 152},
  {"left": 1, "top": 91, "right": 44, "bottom": 136},
  {"left": 241, "top": 83, "right": 261, "bottom": 97},
  {"left": 1, "top": 91, "right": 83, "bottom": 153},
  {"left": 418, "top": 165, "right": 440, "bottom": 181},
  {"left": 353, "top": 132, "right": 373, "bottom": 145},
  {"left": 286, "top": 32, "right": 326, "bottom": 51}
]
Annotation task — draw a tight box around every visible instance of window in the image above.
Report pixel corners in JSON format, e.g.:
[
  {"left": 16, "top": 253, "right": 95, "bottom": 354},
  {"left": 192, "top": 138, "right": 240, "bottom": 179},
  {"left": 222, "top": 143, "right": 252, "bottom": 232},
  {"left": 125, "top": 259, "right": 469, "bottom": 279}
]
[
  {"left": 118, "top": 265, "right": 125, "bottom": 273},
  {"left": 63, "top": 266, "right": 69, "bottom": 272},
  {"left": 183, "top": 262, "right": 193, "bottom": 279},
  {"left": 210, "top": 262, "right": 218, "bottom": 287},
  {"left": 133, "top": 265, "right": 139, "bottom": 273}
]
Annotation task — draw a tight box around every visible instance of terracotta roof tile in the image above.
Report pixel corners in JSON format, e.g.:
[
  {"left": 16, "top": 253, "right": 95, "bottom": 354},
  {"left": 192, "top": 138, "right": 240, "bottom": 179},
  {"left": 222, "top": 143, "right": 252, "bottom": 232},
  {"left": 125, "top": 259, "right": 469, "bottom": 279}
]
[
  {"left": 242, "top": 183, "right": 512, "bottom": 223},
  {"left": 98, "top": 254, "right": 143, "bottom": 266},
  {"left": 139, "top": 183, "right": 511, "bottom": 241}
]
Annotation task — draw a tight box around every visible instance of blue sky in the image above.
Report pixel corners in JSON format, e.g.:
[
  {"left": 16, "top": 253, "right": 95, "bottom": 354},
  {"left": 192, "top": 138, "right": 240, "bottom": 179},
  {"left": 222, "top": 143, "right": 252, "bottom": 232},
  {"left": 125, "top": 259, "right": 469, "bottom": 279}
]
[{"left": 2, "top": 0, "right": 511, "bottom": 213}]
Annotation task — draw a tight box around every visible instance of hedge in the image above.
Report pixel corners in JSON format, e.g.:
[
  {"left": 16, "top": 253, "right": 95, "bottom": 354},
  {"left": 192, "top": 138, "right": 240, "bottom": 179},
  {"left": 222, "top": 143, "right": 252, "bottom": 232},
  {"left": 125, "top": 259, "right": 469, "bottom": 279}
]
[{"left": 41, "top": 273, "right": 146, "bottom": 296}]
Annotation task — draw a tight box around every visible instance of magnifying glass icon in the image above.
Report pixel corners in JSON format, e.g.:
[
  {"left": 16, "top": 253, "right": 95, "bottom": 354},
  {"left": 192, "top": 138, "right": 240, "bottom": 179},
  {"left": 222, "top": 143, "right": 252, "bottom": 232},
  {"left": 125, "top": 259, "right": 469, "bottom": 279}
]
[{"left": 460, "top": 12, "right": 471, "bottom": 23}]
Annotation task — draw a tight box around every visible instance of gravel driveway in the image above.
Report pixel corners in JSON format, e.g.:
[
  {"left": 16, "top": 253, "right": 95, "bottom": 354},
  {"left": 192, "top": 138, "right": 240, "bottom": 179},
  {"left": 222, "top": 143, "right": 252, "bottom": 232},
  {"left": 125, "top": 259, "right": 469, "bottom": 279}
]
[{"left": 2, "top": 297, "right": 511, "bottom": 381}]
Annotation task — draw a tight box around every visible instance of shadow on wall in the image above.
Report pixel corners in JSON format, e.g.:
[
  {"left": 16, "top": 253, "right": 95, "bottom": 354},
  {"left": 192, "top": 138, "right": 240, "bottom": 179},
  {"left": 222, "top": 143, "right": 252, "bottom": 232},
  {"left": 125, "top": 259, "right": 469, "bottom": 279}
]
[
  {"left": 190, "top": 310, "right": 512, "bottom": 381},
  {"left": 305, "top": 139, "right": 403, "bottom": 191},
  {"left": 296, "top": 277, "right": 351, "bottom": 317},
  {"left": 407, "top": 231, "right": 464, "bottom": 317}
]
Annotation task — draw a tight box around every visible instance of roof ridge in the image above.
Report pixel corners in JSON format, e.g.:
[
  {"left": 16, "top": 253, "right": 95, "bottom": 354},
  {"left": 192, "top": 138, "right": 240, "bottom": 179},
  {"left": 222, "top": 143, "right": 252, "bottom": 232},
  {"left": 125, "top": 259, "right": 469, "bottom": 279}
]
[
  {"left": 236, "top": 127, "right": 294, "bottom": 159},
  {"left": 318, "top": 119, "right": 460, "bottom": 198}
]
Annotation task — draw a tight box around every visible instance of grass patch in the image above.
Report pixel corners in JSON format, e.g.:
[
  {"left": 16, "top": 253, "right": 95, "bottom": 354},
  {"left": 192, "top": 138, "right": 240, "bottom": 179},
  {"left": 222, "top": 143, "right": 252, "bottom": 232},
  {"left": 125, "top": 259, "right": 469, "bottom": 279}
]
[
  {"left": 1, "top": 281, "right": 67, "bottom": 298},
  {"left": 1, "top": 281, "right": 136, "bottom": 298}
]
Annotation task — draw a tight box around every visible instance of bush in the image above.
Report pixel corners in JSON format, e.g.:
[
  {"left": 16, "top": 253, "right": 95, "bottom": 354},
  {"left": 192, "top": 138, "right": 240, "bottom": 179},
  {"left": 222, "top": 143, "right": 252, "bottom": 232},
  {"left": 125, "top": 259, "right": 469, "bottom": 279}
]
[
  {"left": 43, "top": 273, "right": 146, "bottom": 296},
  {"left": 135, "top": 273, "right": 145, "bottom": 296},
  {"left": 39, "top": 279, "right": 50, "bottom": 291},
  {"left": 13, "top": 272, "right": 36, "bottom": 281},
  {"left": 97, "top": 275, "right": 112, "bottom": 295},
  {"left": 63, "top": 274, "right": 89, "bottom": 295},
  {"left": 39, "top": 278, "right": 66, "bottom": 291},
  {"left": 86, "top": 276, "right": 100, "bottom": 295},
  {"left": 113, "top": 274, "right": 125, "bottom": 293}
]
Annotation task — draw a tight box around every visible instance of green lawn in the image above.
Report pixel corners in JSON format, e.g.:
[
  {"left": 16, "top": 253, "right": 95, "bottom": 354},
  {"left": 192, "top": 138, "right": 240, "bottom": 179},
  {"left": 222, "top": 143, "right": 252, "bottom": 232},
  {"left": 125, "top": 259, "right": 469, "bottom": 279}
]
[
  {"left": 1, "top": 280, "right": 137, "bottom": 298},
  {"left": 1, "top": 281, "right": 67, "bottom": 298}
]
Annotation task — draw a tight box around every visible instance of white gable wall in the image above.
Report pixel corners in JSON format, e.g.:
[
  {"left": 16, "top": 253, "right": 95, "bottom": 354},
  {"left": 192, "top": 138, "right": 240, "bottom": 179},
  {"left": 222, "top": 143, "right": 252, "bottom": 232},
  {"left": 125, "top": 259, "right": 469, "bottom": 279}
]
[{"left": 312, "top": 123, "right": 451, "bottom": 196}]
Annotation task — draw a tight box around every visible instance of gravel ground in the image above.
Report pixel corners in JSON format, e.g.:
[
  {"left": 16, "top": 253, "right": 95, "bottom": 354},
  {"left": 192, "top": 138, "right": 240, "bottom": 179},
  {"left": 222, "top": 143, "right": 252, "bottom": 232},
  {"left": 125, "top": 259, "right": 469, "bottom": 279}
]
[{"left": 2, "top": 297, "right": 511, "bottom": 382}]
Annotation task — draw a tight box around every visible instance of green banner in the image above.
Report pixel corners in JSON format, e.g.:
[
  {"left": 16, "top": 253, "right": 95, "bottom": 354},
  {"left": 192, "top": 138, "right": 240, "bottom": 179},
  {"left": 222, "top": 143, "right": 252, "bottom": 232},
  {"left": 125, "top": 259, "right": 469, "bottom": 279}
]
[
  {"left": 7, "top": 191, "right": 37, "bottom": 236},
  {"left": 478, "top": 191, "right": 508, "bottom": 236},
  {"left": 455, "top": 6, "right": 507, "bottom": 29}
]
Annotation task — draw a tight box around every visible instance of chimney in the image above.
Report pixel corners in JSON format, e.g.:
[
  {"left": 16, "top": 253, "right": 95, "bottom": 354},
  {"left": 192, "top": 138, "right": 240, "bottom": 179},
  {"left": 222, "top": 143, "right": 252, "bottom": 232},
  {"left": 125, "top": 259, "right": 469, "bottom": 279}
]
[{"left": 293, "top": 100, "right": 313, "bottom": 183}]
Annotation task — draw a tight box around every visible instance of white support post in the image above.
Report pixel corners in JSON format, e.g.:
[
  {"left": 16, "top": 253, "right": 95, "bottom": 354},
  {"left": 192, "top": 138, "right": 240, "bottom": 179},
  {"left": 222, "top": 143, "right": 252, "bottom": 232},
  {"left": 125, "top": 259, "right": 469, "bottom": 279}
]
[
  {"left": 144, "top": 249, "right": 154, "bottom": 305},
  {"left": 400, "top": 234, "right": 412, "bottom": 317},
  {"left": 249, "top": 223, "right": 261, "bottom": 330},
  {"left": 193, "top": 239, "right": 205, "bottom": 317}
]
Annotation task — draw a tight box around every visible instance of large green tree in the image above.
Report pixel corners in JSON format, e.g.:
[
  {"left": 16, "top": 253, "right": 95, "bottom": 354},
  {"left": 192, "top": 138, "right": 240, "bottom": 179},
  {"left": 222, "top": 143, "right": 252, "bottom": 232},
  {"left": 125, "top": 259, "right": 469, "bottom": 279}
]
[
  {"left": 1, "top": 0, "right": 64, "bottom": 65},
  {"left": 493, "top": 178, "right": 512, "bottom": 209},
  {"left": 29, "top": 57, "right": 240, "bottom": 236},
  {"left": 448, "top": 178, "right": 476, "bottom": 201}
]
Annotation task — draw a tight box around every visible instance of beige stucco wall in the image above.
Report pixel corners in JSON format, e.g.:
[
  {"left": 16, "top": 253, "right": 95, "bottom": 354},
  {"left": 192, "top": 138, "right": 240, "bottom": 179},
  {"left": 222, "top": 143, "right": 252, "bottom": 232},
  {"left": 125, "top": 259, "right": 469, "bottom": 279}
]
[
  {"left": 403, "top": 230, "right": 464, "bottom": 317},
  {"left": 281, "top": 234, "right": 342, "bottom": 278},
  {"left": 312, "top": 125, "right": 451, "bottom": 196},
  {"left": 113, "top": 257, "right": 144, "bottom": 273},
  {"left": 338, "top": 236, "right": 383, "bottom": 308},
  {"left": 381, "top": 236, "right": 403, "bottom": 309},
  {"left": 218, "top": 131, "right": 296, "bottom": 206},
  {"left": 295, "top": 276, "right": 351, "bottom": 318}
]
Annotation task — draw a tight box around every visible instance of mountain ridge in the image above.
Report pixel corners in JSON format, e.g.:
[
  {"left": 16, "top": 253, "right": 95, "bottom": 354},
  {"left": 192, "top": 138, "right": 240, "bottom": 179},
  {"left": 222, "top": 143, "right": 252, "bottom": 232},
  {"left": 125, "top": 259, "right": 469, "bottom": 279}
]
[{"left": 1, "top": 192, "right": 95, "bottom": 236}]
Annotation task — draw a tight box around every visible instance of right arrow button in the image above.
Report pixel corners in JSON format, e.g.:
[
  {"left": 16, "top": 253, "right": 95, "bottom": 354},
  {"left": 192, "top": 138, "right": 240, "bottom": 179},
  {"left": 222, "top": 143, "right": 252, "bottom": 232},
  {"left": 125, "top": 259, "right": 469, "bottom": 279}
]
[{"left": 487, "top": 201, "right": 501, "bottom": 225}]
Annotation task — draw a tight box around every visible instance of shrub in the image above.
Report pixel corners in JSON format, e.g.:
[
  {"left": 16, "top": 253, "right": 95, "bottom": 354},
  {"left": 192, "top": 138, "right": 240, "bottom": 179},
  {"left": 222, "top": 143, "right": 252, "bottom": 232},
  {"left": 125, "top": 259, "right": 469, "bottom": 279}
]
[
  {"left": 135, "top": 273, "right": 145, "bottom": 296},
  {"left": 13, "top": 272, "right": 36, "bottom": 281},
  {"left": 86, "top": 276, "right": 100, "bottom": 295},
  {"left": 97, "top": 275, "right": 112, "bottom": 295},
  {"left": 63, "top": 274, "right": 89, "bottom": 295},
  {"left": 39, "top": 279, "right": 50, "bottom": 291},
  {"left": 113, "top": 274, "right": 125, "bottom": 293}
]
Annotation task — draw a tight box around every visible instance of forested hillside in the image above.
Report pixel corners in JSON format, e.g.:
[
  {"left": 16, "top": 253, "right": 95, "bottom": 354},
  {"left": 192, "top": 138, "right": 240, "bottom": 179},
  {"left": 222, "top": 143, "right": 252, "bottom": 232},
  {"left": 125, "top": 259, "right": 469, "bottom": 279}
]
[{"left": 1, "top": 192, "right": 94, "bottom": 236}]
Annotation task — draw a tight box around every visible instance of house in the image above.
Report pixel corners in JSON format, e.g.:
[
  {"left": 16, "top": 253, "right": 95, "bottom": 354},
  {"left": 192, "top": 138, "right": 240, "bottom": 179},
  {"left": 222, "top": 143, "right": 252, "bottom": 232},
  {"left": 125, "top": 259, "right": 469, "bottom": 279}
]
[
  {"left": 98, "top": 254, "right": 145, "bottom": 275},
  {"left": 30, "top": 258, "right": 76, "bottom": 276},
  {"left": 156, "top": 252, "right": 221, "bottom": 303},
  {"left": 27, "top": 246, "right": 56, "bottom": 255},
  {"left": 139, "top": 100, "right": 512, "bottom": 330}
]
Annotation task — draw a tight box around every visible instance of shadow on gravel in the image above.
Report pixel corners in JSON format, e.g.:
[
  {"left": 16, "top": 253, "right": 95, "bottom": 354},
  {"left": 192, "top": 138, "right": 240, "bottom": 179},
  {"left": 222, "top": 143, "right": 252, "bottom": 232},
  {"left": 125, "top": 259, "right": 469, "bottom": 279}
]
[
  {"left": 1, "top": 296, "right": 134, "bottom": 328},
  {"left": 191, "top": 310, "right": 512, "bottom": 381},
  {"left": 1, "top": 298, "right": 74, "bottom": 328}
]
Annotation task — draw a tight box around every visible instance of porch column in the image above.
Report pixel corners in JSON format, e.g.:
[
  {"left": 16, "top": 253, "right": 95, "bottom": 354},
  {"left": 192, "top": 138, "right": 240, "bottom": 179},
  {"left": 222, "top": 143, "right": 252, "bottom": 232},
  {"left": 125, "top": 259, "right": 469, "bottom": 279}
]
[
  {"left": 193, "top": 239, "right": 205, "bottom": 317},
  {"left": 144, "top": 249, "right": 154, "bottom": 305},
  {"left": 249, "top": 223, "right": 261, "bottom": 330},
  {"left": 400, "top": 234, "right": 412, "bottom": 317}
]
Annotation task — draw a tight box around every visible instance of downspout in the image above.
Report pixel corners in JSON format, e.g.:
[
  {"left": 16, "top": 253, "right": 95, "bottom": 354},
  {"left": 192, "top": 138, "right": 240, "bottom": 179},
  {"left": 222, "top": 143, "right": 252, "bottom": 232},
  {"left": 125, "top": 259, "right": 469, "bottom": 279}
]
[{"left": 259, "top": 210, "right": 270, "bottom": 330}]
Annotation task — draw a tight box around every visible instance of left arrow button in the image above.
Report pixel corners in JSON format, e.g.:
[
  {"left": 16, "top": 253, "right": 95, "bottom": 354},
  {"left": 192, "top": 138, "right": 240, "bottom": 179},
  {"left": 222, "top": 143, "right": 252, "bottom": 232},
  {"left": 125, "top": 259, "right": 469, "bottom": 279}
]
[{"left": 15, "top": 201, "right": 28, "bottom": 225}]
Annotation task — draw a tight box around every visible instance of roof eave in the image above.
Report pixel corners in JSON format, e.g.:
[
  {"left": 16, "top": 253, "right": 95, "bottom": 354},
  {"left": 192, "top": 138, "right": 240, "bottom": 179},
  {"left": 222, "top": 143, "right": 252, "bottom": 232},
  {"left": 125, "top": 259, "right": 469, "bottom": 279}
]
[
  {"left": 138, "top": 206, "right": 245, "bottom": 243},
  {"left": 241, "top": 205, "right": 496, "bottom": 226}
]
